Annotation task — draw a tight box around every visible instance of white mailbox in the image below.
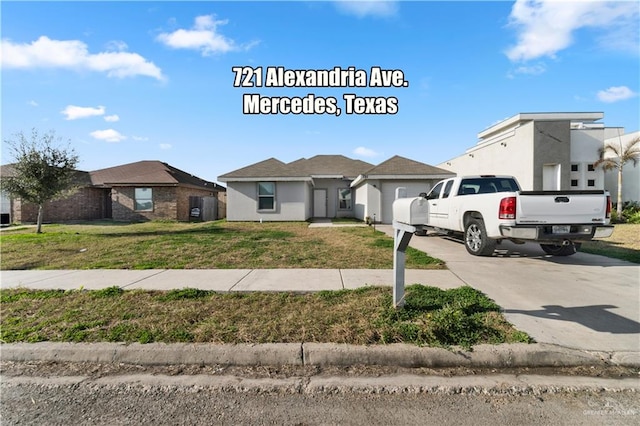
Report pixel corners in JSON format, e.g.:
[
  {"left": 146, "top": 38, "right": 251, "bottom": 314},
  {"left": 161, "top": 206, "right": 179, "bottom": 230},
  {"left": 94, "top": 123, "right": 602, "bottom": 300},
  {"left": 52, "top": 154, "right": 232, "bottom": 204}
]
[{"left": 393, "top": 196, "right": 428, "bottom": 225}]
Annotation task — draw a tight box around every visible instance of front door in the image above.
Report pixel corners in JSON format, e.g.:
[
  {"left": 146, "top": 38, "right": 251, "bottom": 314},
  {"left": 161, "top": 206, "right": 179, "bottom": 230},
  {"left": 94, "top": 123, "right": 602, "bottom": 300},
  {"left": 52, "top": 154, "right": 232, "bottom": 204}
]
[{"left": 313, "top": 189, "right": 327, "bottom": 217}]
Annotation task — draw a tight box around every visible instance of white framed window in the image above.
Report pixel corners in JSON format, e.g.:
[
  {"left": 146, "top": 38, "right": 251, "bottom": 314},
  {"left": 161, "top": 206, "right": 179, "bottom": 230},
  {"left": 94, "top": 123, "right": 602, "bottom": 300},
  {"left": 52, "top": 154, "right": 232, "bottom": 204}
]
[
  {"left": 134, "top": 188, "right": 153, "bottom": 211},
  {"left": 257, "top": 182, "right": 275, "bottom": 211},
  {"left": 338, "top": 188, "right": 352, "bottom": 210}
]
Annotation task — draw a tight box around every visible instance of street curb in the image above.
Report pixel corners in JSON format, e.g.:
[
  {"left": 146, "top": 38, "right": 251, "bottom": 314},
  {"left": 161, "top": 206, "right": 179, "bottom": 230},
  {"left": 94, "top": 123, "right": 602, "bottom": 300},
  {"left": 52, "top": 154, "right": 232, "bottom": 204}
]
[
  {"left": 1, "top": 343, "right": 303, "bottom": 366},
  {"left": 2, "top": 342, "right": 638, "bottom": 369}
]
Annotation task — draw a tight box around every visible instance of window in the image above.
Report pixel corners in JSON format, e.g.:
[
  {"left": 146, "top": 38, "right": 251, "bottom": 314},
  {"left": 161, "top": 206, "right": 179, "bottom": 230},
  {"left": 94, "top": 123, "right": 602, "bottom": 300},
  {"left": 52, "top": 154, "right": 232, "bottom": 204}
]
[
  {"left": 588, "top": 179, "right": 595, "bottom": 187},
  {"left": 134, "top": 188, "right": 153, "bottom": 211},
  {"left": 338, "top": 188, "right": 352, "bottom": 210},
  {"left": 571, "top": 164, "right": 579, "bottom": 172},
  {"left": 427, "top": 182, "right": 444, "bottom": 200},
  {"left": 571, "top": 179, "right": 579, "bottom": 187},
  {"left": 442, "top": 180, "right": 454, "bottom": 198},
  {"left": 458, "top": 177, "right": 520, "bottom": 195},
  {"left": 588, "top": 164, "right": 595, "bottom": 172},
  {"left": 257, "top": 182, "right": 275, "bottom": 210}
]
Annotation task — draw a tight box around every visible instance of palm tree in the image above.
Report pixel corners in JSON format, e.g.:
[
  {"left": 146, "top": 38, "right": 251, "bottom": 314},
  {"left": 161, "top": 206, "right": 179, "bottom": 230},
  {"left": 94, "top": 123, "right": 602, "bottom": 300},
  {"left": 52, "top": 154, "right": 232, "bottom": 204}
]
[{"left": 594, "top": 135, "right": 640, "bottom": 218}]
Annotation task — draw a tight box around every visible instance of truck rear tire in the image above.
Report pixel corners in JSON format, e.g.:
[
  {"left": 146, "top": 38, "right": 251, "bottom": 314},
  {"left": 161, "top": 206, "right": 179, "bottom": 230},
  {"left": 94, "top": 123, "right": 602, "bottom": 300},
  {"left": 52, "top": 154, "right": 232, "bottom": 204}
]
[
  {"left": 464, "top": 218, "right": 496, "bottom": 256},
  {"left": 540, "top": 242, "right": 580, "bottom": 256}
]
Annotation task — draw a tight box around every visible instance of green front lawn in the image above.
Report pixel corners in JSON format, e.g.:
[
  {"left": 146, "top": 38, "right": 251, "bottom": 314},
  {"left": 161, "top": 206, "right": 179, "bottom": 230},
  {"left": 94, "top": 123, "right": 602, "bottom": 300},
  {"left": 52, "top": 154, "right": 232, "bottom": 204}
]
[{"left": 0, "top": 220, "right": 444, "bottom": 270}]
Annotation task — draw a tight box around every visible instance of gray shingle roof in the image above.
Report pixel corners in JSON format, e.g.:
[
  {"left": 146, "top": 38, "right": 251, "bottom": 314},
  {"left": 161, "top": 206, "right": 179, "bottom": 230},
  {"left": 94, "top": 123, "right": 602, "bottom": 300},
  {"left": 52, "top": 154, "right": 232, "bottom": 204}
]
[
  {"left": 219, "top": 155, "right": 374, "bottom": 180},
  {"left": 363, "top": 155, "right": 455, "bottom": 176},
  {"left": 90, "top": 161, "right": 224, "bottom": 191},
  {"left": 218, "top": 158, "right": 298, "bottom": 179},
  {"left": 289, "top": 155, "right": 374, "bottom": 178}
]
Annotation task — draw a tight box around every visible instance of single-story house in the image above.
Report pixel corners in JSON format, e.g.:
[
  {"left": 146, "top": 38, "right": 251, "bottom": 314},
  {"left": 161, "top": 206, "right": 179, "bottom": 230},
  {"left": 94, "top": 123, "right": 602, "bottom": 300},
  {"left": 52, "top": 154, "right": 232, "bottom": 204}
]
[
  {"left": 437, "top": 112, "right": 638, "bottom": 201},
  {"left": 1, "top": 160, "right": 226, "bottom": 224},
  {"left": 218, "top": 155, "right": 453, "bottom": 224}
]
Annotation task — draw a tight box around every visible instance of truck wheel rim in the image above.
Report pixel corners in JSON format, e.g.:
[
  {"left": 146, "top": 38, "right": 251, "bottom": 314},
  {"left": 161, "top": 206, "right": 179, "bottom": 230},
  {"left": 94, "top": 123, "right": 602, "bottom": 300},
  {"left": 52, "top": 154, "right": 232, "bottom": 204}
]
[{"left": 467, "top": 224, "right": 482, "bottom": 251}]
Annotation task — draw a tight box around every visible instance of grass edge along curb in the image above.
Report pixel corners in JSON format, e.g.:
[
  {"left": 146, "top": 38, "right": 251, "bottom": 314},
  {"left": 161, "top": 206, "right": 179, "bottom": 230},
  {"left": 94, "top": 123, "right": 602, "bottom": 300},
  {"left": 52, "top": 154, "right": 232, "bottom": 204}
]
[{"left": 1, "top": 284, "right": 532, "bottom": 350}]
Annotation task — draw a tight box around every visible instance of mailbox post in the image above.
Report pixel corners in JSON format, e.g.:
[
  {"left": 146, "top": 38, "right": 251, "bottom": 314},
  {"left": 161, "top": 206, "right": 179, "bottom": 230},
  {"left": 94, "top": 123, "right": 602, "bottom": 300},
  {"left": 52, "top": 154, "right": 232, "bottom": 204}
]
[
  {"left": 392, "top": 221, "right": 415, "bottom": 308},
  {"left": 392, "top": 196, "right": 429, "bottom": 309}
]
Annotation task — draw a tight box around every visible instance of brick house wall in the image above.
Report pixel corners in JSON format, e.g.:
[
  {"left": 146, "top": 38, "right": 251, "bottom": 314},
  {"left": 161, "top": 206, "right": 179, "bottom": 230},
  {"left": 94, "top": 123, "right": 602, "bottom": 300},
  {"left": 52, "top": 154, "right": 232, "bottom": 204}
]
[
  {"left": 175, "top": 186, "right": 217, "bottom": 221},
  {"left": 111, "top": 186, "right": 178, "bottom": 221},
  {"left": 14, "top": 187, "right": 105, "bottom": 223},
  {"left": 110, "top": 186, "right": 224, "bottom": 222},
  {"left": 217, "top": 191, "right": 227, "bottom": 220}
]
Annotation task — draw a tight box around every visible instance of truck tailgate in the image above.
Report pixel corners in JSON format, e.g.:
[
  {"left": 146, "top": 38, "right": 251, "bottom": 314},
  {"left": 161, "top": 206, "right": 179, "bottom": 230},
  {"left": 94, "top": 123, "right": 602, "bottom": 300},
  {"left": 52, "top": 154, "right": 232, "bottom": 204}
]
[{"left": 516, "top": 190, "right": 608, "bottom": 224}]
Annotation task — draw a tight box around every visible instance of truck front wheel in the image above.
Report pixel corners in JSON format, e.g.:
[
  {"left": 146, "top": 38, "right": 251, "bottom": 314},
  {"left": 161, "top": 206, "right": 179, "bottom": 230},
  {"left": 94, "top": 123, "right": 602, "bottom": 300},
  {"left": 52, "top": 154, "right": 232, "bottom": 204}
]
[
  {"left": 464, "top": 218, "right": 496, "bottom": 256},
  {"left": 540, "top": 242, "right": 580, "bottom": 256}
]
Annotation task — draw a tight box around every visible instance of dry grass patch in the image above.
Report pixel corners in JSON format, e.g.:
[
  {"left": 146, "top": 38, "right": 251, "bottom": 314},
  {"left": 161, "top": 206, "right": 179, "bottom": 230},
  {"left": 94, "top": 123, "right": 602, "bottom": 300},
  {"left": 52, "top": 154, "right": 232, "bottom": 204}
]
[
  {"left": 0, "top": 285, "right": 531, "bottom": 349},
  {"left": 0, "top": 221, "right": 443, "bottom": 270}
]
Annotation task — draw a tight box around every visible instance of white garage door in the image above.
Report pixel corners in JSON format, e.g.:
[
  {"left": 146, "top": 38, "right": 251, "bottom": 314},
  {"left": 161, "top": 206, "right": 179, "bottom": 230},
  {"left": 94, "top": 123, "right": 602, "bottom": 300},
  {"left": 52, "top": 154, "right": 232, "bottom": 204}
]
[{"left": 380, "top": 181, "right": 432, "bottom": 224}]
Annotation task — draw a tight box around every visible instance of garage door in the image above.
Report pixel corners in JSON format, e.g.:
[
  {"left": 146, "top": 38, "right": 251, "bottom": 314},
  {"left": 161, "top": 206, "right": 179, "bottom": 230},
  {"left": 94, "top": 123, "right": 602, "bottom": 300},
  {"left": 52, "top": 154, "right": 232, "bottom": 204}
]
[{"left": 380, "top": 182, "right": 432, "bottom": 224}]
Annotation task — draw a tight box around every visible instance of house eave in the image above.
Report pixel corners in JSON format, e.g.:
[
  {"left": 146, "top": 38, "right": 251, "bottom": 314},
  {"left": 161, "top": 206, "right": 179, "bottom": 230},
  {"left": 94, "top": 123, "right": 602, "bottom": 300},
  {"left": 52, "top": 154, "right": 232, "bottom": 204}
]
[
  {"left": 478, "top": 112, "right": 604, "bottom": 140},
  {"left": 219, "top": 177, "right": 312, "bottom": 183},
  {"left": 351, "top": 174, "right": 455, "bottom": 187}
]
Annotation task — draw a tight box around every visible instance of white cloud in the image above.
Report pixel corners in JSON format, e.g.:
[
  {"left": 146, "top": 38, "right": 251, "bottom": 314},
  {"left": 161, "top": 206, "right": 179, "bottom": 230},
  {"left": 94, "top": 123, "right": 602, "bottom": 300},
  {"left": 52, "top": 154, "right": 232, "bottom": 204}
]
[
  {"left": 334, "top": 1, "right": 398, "bottom": 18},
  {"left": 597, "top": 86, "right": 637, "bottom": 103},
  {"left": 28, "top": 100, "right": 38, "bottom": 107},
  {"left": 1, "top": 36, "right": 165, "bottom": 81},
  {"left": 90, "top": 129, "right": 126, "bottom": 143},
  {"left": 105, "top": 40, "right": 128, "bottom": 52},
  {"left": 104, "top": 114, "right": 120, "bottom": 122},
  {"left": 157, "top": 15, "right": 258, "bottom": 56},
  {"left": 353, "top": 146, "right": 380, "bottom": 158},
  {"left": 507, "top": 62, "right": 547, "bottom": 79},
  {"left": 159, "top": 143, "right": 172, "bottom": 150},
  {"left": 505, "top": 0, "right": 639, "bottom": 62},
  {"left": 61, "top": 105, "right": 105, "bottom": 120}
]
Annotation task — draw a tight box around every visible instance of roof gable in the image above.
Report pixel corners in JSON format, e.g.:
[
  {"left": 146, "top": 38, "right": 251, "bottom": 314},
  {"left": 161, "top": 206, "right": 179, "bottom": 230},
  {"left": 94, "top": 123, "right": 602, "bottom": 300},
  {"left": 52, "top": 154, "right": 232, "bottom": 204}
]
[
  {"left": 363, "top": 155, "right": 454, "bottom": 176},
  {"left": 218, "top": 158, "right": 299, "bottom": 179}
]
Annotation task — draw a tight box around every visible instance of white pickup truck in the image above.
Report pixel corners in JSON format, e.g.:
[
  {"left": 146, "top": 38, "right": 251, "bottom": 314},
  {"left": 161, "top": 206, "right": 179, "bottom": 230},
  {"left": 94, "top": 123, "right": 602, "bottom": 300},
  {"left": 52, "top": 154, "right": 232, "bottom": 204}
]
[{"left": 393, "top": 175, "right": 614, "bottom": 256}]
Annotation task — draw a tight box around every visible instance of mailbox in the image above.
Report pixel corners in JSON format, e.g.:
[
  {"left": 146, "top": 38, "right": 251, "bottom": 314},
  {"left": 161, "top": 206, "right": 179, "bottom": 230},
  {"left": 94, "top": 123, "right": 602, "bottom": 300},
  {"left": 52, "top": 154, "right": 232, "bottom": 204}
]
[{"left": 393, "top": 196, "right": 428, "bottom": 225}]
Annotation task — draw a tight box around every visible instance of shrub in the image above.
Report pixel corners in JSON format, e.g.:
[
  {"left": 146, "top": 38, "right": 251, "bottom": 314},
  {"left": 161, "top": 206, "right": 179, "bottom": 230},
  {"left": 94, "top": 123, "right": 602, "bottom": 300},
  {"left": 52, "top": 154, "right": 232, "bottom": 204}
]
[{"left": 612, "top": 201, "right": 640, "bottom": 223}]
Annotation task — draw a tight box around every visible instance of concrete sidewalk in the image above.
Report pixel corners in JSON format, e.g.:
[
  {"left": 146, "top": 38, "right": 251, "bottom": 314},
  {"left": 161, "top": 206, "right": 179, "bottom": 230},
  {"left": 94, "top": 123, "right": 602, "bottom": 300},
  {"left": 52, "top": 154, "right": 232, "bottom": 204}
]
[{"left": 0, "top": 268, "right": 462, "bottom": 292}]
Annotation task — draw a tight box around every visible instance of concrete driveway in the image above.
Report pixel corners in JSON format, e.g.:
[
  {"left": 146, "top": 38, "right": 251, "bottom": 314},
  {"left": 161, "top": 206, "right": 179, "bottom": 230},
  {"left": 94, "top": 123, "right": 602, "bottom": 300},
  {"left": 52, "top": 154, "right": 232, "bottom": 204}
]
[{"left": 378, "top": 225, "right": 640, "bottom": 353}]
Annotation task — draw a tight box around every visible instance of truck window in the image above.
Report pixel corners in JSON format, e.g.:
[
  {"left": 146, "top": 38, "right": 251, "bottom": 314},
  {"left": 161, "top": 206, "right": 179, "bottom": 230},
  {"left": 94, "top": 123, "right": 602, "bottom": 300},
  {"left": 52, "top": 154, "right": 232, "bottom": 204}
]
[
  {"left": 442, "top": 180, "right": 454, "bottom": 198},
  {"left": 457, "top": 178, "right": 520, "bottom": 195},
  {"left": 427, "top": 181, "right": 444, "bottom": 200}
]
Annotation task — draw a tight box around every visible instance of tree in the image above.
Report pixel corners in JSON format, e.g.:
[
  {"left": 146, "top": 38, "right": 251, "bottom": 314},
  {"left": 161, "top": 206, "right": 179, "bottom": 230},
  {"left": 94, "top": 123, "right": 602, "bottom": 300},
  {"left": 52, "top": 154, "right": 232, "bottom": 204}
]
[
  {"left": 2, "top": 129, "right": 79, "bottom": 233},
  {"left": 594, "top": 135, "right": 640, "bottom": 218}
]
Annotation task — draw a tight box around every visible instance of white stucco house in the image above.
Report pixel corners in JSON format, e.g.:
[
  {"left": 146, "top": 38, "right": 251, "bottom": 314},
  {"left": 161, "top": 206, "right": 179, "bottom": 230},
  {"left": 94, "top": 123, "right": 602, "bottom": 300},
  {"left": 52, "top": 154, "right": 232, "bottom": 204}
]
[
  {"left": 438, "top": 112, "right": 637, "bottom": 198},
  {"left": 218, "top": 155, "right": 453, "bottom": 223}
]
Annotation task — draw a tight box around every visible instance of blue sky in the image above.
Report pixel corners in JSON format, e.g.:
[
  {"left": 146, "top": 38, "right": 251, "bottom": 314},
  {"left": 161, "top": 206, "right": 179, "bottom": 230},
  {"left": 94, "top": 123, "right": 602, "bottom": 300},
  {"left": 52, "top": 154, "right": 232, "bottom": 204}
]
[{"left": 2, "top": 1, "right": 639, "bottom": 183}]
